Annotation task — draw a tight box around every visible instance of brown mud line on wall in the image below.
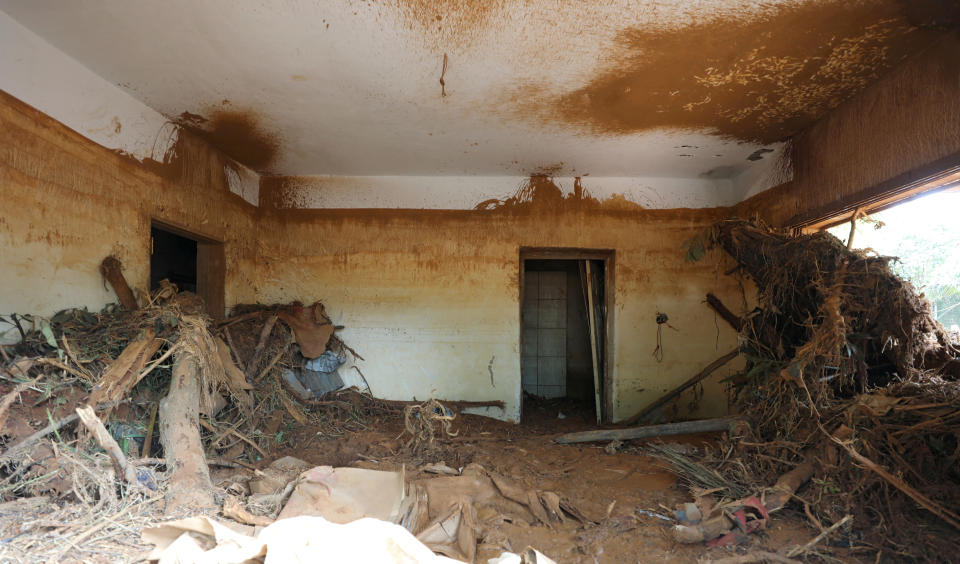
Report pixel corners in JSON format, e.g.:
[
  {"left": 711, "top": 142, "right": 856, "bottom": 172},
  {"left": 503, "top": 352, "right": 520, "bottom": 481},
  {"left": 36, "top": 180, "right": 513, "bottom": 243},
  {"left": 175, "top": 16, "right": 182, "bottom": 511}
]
[
  {"left": 110, "top": 126, "right": 184, "bottom": 185},
  {"left": 175, "top": 109, "right": 280, "bottom": 172},
  {"left": 474, "top": 176, "right": 644, "bottom": 212},
  {"left": 110, "top": 123, "right": 242, "bottom": 197},
  {"left": 258, "top": 175, "right": 648, "bottom": 214},
  {"left": 519, "top": 0, "right": 947, "bottom": 144}
]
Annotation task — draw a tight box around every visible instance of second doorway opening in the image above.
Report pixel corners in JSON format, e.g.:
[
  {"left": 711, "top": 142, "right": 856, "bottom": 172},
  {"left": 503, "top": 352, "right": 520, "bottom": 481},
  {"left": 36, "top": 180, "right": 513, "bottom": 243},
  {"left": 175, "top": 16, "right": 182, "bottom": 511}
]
[{"left": 521, "top": 258, "right": 607, "bottom": 422}]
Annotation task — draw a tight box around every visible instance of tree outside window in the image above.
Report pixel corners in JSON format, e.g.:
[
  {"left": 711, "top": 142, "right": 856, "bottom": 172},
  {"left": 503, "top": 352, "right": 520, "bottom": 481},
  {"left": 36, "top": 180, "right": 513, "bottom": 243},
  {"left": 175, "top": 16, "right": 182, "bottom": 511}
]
[{"left": 828, "top": 189, "right": 960, "bottom": 332}]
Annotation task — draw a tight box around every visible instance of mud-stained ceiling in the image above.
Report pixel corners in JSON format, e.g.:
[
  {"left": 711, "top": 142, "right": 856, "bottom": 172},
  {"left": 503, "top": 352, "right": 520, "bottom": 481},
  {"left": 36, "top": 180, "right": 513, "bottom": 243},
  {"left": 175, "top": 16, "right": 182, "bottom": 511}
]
[{"left": 0, "top": 0, "right": 951, "bottom": 184}]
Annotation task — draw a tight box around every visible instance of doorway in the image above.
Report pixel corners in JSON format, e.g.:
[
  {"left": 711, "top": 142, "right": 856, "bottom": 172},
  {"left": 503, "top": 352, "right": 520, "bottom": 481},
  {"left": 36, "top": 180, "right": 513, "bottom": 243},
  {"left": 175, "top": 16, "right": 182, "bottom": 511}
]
[
  {"left": 520, "top": 249, "right": 612, "bottom": 423},
  {"left": 150, "top": 226, "right": 197, "bottom": 293},
  {"left": 150, "top": 221, "right": 225, "bottom": 318}
]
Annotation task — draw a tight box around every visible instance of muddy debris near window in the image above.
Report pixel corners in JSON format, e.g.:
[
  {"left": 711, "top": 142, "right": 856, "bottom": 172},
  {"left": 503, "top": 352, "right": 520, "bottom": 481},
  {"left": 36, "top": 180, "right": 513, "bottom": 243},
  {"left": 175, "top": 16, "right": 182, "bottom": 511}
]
[{"left": 666, "top": 219, "right": 960, "bottom": 560}]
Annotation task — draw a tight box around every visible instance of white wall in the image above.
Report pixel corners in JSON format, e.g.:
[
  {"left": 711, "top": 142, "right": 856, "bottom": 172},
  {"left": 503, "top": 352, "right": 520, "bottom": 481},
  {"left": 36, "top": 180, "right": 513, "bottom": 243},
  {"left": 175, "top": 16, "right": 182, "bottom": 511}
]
[{"left": 268, "top": 175, "right": 740, "bottom": 210}]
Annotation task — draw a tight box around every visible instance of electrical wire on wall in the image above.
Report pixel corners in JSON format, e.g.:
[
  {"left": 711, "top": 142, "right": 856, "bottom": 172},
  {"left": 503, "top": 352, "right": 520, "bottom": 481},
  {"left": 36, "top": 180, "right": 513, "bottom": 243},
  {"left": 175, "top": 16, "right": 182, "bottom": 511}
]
[{"left": 652, "top": 311, "right": 678, "bottom": 362}]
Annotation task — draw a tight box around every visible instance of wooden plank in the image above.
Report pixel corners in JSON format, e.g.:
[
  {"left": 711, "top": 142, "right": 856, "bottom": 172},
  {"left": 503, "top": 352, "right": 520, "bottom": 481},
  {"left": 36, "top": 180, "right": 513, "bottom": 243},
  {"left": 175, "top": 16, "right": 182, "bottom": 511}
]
[
  {"left": 197, "top": 241, "right": 226, "bottom": 319},
  {"left": 584, "top": 260, "right": 602, "bottom": 424},
  {"left": 76, "top": 405, "right": 139, "bottom": 487},
  {"left": 554, "top": 417, "right": 737, "bottom": 444},
  {"left": 99, "top": 256, "right": 138, "bottom": 310},
  {"left": 705, "top": 293, "right": 744, "bottom": 332},
  {"left": 621, "top": 349, "right": 740, "bottom": 426},
  {"left": 88, "top": 330, "right": 163, "bottom": 406},
  {"left": 373, "top": 398, "right": 505, "bottom": 410}
]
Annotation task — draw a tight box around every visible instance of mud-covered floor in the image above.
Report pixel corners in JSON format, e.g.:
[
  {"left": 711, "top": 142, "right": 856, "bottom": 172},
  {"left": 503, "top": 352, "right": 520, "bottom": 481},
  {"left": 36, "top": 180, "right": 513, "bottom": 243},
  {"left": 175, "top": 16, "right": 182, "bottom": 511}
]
[
  {"left": 0, "top": 388, "right": 852, "bottom": 563},
  {"left": 254, "top": 396, "right": 823, "bottom": 563}
]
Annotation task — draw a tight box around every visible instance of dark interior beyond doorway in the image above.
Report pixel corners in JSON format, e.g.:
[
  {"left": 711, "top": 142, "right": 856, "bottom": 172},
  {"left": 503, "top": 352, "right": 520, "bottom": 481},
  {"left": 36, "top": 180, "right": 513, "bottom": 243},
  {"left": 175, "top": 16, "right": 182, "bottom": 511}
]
[
  {"left": 521, "top": 259, "right": 604, "bottom": 413},
  {"left": 150, "top": 225, "right": 198, "bottom": 293}
]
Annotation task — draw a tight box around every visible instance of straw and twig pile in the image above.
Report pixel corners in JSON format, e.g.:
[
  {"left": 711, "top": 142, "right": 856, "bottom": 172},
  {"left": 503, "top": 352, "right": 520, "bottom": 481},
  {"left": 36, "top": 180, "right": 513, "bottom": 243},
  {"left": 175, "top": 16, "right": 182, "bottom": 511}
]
[
  {"left": 0, "top": 279, "right": 384, "bottom": 556},
  {"left": 217, "top": 304, "right": 386, "bottom": 437},
  {"left": 687, "top": 219, "right": 960, "bottom": 560}
]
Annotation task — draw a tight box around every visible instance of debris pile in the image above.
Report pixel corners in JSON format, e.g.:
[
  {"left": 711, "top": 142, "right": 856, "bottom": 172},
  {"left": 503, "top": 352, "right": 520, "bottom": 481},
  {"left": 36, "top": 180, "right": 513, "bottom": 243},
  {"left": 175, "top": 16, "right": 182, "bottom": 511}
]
[
  {"left": 671, "top": 219, "right": 960, "bottom": 560},
  {"left": 0, "top": 284, "right": 231, "bottom": 559},
  {"left": 215, "top": 301, "right": 376, "bottom": 437},
  {"left": 0, "top": 255, "right": 522, "bottom": 561},
  {"left": 0, "top": 256, "right": 378, "bottom": 559},
  {"left": 1, "top": 287, "right": 364, "bottom": 485}
]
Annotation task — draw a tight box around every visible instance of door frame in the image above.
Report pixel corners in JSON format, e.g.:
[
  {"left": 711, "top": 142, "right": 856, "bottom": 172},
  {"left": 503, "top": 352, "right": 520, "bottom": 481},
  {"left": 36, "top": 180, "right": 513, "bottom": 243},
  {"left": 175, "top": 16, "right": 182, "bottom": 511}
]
[
  {"left": 794, "top": 151, "right": 960, "bottom": 231},
  {"left": 519, "top": 247, "right": 615, "bottom": 422},
  {"left": 150, "top": 218, "right": 226, "bottom": 319}
]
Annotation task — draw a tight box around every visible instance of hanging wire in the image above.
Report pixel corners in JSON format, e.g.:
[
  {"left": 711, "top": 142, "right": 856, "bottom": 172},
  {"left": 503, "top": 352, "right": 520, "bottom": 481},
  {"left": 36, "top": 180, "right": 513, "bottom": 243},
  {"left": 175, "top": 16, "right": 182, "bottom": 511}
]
[{"left": 652, "top": 312, "right": 677, "bottom": 362}]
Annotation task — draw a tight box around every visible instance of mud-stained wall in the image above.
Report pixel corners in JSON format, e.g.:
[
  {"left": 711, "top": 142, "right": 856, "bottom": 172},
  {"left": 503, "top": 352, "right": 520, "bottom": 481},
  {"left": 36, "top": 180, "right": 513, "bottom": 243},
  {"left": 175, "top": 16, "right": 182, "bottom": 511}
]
[
  {"left": 0, "top": 10, "right": 260, "bottom": 207},
  {"left": 1, "top": 86, "right": 747, "bottom": 423},
  {"left": 738, "top": 35, "right": 960, "bottom": 226},
  {"left": 0, "top": 90, "right": 260, "bottom": 341},
  {"left": 257, "top": 187, "right": 744, "bottom": 423}
]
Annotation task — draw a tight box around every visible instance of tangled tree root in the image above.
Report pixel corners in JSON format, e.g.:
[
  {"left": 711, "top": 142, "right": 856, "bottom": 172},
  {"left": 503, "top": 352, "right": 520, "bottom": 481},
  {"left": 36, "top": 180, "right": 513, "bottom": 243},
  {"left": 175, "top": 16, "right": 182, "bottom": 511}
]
[{"left": 402, "top": 399, "right": 459, "bottom": 453}]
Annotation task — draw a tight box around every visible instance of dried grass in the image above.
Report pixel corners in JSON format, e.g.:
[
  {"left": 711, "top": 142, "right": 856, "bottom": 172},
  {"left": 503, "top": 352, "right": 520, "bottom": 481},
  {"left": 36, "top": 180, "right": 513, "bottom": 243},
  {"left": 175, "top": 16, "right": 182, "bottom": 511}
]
[
  {"left": 646, "top": 442, "right": 754, "bottom": 500},
  {"left": 0, "top": 440, "right": 168, "bottom": 564}
]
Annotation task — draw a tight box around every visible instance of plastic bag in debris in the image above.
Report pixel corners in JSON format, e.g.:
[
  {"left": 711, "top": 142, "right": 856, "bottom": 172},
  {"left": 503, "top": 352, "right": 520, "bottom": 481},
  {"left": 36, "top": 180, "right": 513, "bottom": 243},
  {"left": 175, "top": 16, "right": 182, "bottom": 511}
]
[
  {"left": 143, "top": 515, "right": 462, "bottom": 563},
  {"left": 283, "top": 351, "right": 369, "bottom": 400},
  {"left": 282, "top": 369, "right": 314, "bottom": 401},
  {"left": 302, "top": 351, "right": 346, "bottom": 395},
  {"left": 108, "top": 421, "right": 146, "bottom": 456},
  {"left": 298, "top": 368, "right": 344, "bottom": 398},
  {"left": 283, "top": 366, "right": 343, "bottom": 400},
  {"left": 413, "top": 403, "right": 455, "bottom": 419},
  {"left": 305, "top": 350, "right": 344, "bottom": 373}
]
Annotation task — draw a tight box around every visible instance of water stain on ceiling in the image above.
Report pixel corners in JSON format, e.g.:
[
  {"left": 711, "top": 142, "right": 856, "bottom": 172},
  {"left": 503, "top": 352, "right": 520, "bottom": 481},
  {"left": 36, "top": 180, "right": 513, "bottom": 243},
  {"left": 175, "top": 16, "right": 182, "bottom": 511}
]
[
  {"left": 176, "top": 108, "right": 280, "bottom": 172},
  {"left": 2, "top": 0, "right": 955, "bottom": 182},
  {"left": 516, "top": 0, "right": 946, "bottom": 144},
  {"left": 391, "top": 0, "right": 508, "bottom": 50}
]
